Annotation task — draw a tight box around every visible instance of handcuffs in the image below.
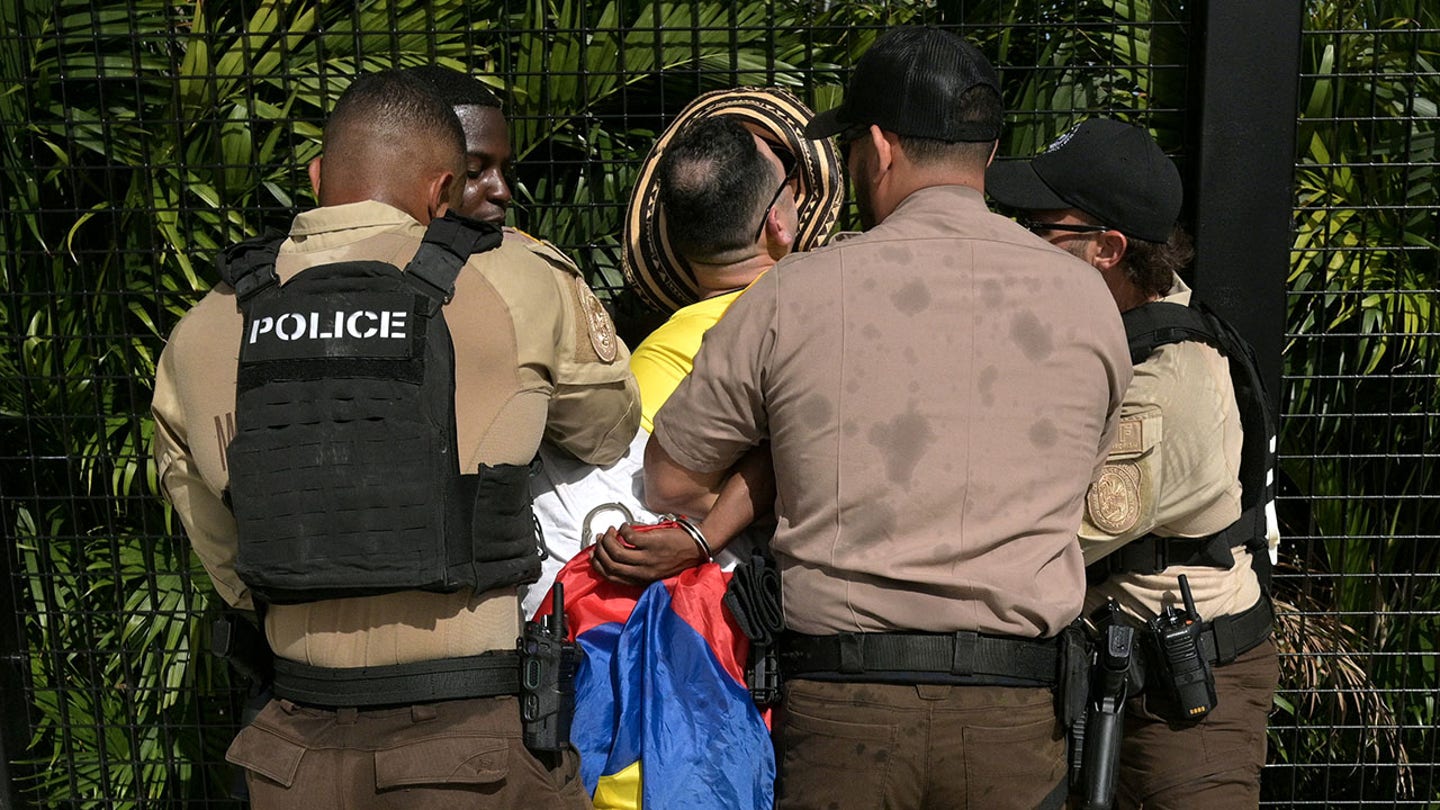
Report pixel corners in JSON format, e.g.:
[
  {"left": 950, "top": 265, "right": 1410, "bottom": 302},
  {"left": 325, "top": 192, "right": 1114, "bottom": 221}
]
[{"left": 580, "top": 502, "right": 713, "bottom": 563}]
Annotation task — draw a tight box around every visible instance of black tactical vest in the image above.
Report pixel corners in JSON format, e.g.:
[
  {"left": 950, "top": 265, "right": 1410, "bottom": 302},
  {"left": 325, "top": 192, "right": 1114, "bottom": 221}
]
[
  {"left": 1087, "top": 300, "right": 1278, "bottom": 590},
  {"left": 219, "top": 213, "right": 540, "bottom": 605}
]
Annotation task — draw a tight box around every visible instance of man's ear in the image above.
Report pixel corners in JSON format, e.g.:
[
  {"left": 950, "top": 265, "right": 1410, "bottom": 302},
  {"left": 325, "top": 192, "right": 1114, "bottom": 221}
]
[
  {"left": 764, "top": 206, "right": 796, "bottom": 258},
  {"left": 424, "top": 171, "right": 457, "bottom": 223},
  {"left": 871, "top": 125, "right": 895, "bottom": 174},
  {"left": 986, "top": 140, "right": 999, "bottom": 167},
  {"left": 1093, "top": 229, "right": 1129, "bottom": 272},
  {"left": 307, "top": 156, "right": 323, "bottom": 198}
]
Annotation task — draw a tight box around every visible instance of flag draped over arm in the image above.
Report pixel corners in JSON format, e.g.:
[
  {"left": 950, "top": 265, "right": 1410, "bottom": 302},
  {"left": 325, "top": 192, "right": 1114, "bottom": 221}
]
[{"left": 537, "top": 549, "right": 775, "bottom": 810}]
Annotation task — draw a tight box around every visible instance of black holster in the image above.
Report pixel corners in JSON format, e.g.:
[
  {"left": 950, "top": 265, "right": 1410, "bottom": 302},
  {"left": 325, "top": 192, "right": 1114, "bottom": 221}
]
[
  {"left": 1056, "top": 620, "right": 1092, "bottom": 791},
  {"left": 519, "top": 585, "right": 580, "bottom": 752},
  {"left": 723, "top": 553, "right": 785, "bottom": 706},
  {"left": 1081, "top": 621, "right": 1136, "bottom": 810},
  {"left": 211, "top": 612, "right": 274, "bottom": 801}
]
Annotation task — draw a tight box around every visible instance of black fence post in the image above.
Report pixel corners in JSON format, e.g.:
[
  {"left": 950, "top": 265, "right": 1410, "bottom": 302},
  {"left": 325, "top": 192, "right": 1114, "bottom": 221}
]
[{"left": 1187, "top": 0, "right": 1304, "bottom": 409}]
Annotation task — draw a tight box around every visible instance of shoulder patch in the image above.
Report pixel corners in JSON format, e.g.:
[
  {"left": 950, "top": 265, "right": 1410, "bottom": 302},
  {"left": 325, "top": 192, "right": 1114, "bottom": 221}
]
[
  {"left": 576, "top": 276, "right": 619, "bottom": 363},
  {"left": 1087, "top": 462, "right": 1142, "bottom": 535}
]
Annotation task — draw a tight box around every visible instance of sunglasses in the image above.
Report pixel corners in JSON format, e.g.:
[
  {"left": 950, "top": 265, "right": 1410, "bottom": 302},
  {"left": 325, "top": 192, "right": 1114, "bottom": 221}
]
[
  {"left": 1016, "top": 217, "right": 1112, "bottom": 235},
  {"left": 754, "top": 145, "right": 800, "bottom": 241}
]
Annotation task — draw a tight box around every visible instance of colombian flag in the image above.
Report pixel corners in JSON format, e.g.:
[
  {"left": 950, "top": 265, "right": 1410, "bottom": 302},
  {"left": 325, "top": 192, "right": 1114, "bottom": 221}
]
[{"left": 536, "top": 549, "right": 775, "bottom": 809}]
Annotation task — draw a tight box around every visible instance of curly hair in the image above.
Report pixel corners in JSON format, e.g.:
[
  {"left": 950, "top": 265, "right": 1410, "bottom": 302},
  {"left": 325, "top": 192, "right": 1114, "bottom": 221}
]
[{"left": 1124, "top": 225, "right": 1195, "bottom": 299}]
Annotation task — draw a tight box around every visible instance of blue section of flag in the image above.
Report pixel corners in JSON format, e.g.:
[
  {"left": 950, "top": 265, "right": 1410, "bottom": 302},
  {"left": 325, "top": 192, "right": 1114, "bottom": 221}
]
[
  {"left": 571, "top": 620, "right": 624, "bottom": 793},
  {"left": 567, "top": 570, "right": 775, "bottom": 809}
]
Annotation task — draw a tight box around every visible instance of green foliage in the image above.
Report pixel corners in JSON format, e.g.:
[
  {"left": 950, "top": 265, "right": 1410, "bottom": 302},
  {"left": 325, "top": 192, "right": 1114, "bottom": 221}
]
[
  {"left": 500, "top": 0, "right": 930, "bottom": 290},
  {"left": 1270, "top": 0, "right": 1440, "bottom": 802},
  {"left": 986, "top": 0, "right": 1191, "bottom": 155}
]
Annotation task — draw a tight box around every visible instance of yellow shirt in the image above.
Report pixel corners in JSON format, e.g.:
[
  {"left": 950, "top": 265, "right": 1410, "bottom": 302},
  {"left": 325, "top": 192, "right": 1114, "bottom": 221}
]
[{"left": 630, "top": 289, "right": 743, "bottom": 433}]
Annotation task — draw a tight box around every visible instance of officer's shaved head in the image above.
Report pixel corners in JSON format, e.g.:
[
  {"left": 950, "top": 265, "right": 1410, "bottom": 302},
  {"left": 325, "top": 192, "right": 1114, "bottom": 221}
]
[
  {"left": 312, "top": 70, "right": 465, "bottom": 221},
  {"left": 404, "top": 65, "right": 504, "bottom": 110}
]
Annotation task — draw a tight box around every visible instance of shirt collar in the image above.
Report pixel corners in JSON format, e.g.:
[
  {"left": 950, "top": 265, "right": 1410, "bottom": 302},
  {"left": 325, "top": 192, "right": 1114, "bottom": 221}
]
[
  {"left": 889, "top": 184, "right": 988, "bottom": 218},
  {"left": 284, "top": 201, "right": 427, "bottom": 253},
  {"left": 1159, "top": 273, "right": 1193, "bottom": 306}
]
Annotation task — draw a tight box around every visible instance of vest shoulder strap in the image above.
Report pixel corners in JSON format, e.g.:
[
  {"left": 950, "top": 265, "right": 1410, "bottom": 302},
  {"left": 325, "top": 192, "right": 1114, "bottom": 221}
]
[
  {"left": 1122, "top": 300, "right": 1222, "bottom": 365},
  {"left": 217, "top": 233, "right": 285, "bottom": 305},
  {"left": 404, "top": 212, "right": 504, "bottom": 313}
]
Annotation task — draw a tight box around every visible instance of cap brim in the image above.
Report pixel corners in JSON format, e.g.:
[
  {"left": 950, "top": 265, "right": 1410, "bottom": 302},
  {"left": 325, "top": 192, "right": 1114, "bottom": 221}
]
[
  {"left": 985, "top": 159, "right": 1072, "bottom": 212},
  {"left": 802, "top": 106, "right": 850, "bottom": 139},
  {"left": 623, "top": 88, "right": 846, "bottom": 313}
]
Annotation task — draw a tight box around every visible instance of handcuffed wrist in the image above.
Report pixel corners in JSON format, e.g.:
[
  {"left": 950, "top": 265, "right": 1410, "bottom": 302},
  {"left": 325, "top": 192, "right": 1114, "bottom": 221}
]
[{"left": 663, "top": 513, "right": 713, "bottom": 563}]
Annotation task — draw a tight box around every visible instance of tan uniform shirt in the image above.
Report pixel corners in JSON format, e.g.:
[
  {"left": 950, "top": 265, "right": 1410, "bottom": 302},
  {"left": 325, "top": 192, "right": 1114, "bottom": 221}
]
[
  {"left": 1080, "top": 277, "right": 1263, "bottom": 621},
  {"left": 152, "top": 201, "right": 640, "bottom": 666},
  {"left": 653, "top": 185, "right": 1132, "bottom": 638}
]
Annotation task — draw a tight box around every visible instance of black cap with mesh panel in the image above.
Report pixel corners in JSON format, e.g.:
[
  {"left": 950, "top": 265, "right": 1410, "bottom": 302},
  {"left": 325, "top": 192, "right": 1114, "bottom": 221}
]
[
  {"left": 986, "top": 118, "right": 1183, "bottom": 243},
  {"left": 804, "top": 26, "right": 1002, "bottom": 142}
]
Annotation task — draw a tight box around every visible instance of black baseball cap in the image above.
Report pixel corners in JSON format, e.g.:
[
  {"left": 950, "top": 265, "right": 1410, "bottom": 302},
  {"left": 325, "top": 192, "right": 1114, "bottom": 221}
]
[
  {"left": 986, "top": 118, "right": 1182, "bottom": 243},
  {"left": 804, "top": 26, "right": 1001, "bottom": 142}
]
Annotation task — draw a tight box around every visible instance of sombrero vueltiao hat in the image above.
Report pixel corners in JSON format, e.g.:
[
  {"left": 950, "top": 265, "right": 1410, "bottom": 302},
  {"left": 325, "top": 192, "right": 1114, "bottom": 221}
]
[{"left": 623, "top": 87, "right": 845, "bottom": 313}]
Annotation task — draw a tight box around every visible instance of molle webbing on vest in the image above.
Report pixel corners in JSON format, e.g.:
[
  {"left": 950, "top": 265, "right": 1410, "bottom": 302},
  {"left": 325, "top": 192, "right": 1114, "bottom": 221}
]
[
  {"left": 224, "top": 214, "right": 537, "bottom": 604},
  {"left": 1092, "top": 301, "right": 1277, "bottom": 588}
]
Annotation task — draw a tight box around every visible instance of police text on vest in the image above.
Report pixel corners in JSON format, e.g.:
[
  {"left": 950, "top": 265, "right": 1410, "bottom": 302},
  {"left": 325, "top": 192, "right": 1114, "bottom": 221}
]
[{"left": 247, "top": 310, "right": 409, "bottom": 344}]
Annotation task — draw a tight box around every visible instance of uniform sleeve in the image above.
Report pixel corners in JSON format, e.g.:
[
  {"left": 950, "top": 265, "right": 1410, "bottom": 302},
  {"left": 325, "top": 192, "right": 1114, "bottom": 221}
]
[
  {"left": 1079, "top": 344, "right": 1243, "bottom": 565},
  {"left": 534, "top": 246, "right": 641, "bottom": 467},
  {"left": 651, "top": 273, "right": 776, "bottom": 474},
  {"left": 151, "top": 335, "right": 253, "bottom": 611},
  {"left": 1078, "top": 403, "right": 1164, "bottom": 563}
]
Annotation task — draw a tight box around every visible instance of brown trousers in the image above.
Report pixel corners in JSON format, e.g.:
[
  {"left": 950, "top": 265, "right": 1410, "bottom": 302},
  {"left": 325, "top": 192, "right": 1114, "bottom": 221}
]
[
  {"left": 226, "top": 695, "right": 591, "bottom": 809},
  {"left": 1116, "top": 638, "right": 1278, "bottom": 809},
  {"left": 775, "top": 680, "right": 1067, "bottom": 810}
]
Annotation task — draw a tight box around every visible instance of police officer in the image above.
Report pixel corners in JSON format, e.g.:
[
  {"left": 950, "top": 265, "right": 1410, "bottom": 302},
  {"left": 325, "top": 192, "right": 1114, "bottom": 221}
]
[
  {"left": 151, "top": 70, "right": 639, "bottom": 808},
  {"left": 641, "top": 28, "right": 1133, "bottom": 809},
  {"left": 988, "top": 118, "right": 1279, "bottom": 809}
]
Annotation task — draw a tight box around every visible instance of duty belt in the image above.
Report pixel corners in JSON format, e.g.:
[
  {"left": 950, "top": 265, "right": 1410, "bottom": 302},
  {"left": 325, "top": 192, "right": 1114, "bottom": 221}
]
[
  {"left": 1196, "top": 595, "right": 1273, "bottom": 666},
  {"left": 272, "top": 650, "right": 520, "bottom": 708},
  {"left": 782, "top": 630, "right": 1059, "bottom": 688}
]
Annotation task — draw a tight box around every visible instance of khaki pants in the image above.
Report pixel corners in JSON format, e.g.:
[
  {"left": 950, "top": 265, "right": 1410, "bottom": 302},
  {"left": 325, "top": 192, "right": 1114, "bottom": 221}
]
[
  {"left": 1117, "top": 638, "right": 1279, "bottom": 809},
  {"left": 776, "top": 680, "right": 1067, "bottom": 810},
  {"left": 227, "top": 695, "right": 590, "bottom": 809}
]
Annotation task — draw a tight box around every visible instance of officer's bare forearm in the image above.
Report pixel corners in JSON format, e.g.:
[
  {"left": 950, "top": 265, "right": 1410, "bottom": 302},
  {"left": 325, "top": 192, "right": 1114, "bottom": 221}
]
[
  {"left": 644, "top": 432, "right": 725, "bottom": 516},
  {"left": 696, "top": 446, "right": 774, "bottom": 552}
]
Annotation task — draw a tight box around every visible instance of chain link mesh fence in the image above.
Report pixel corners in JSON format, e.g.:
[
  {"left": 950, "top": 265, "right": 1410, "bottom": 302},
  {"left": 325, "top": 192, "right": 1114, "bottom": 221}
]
[
  {"left": 0, "top": 0, "right": 1435, "bottom": 806},
  {"left": 1269, "top": 2, "right": 1440, "bottom": 804}
]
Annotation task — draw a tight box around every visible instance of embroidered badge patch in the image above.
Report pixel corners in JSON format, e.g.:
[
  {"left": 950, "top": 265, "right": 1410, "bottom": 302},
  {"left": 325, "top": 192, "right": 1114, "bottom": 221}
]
[
  {"left": 577, "top": 277, "right": 618, "bottom": 363},
  {"left": 1087, "top": 463, "right": 1142, "bottom": 535}
]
